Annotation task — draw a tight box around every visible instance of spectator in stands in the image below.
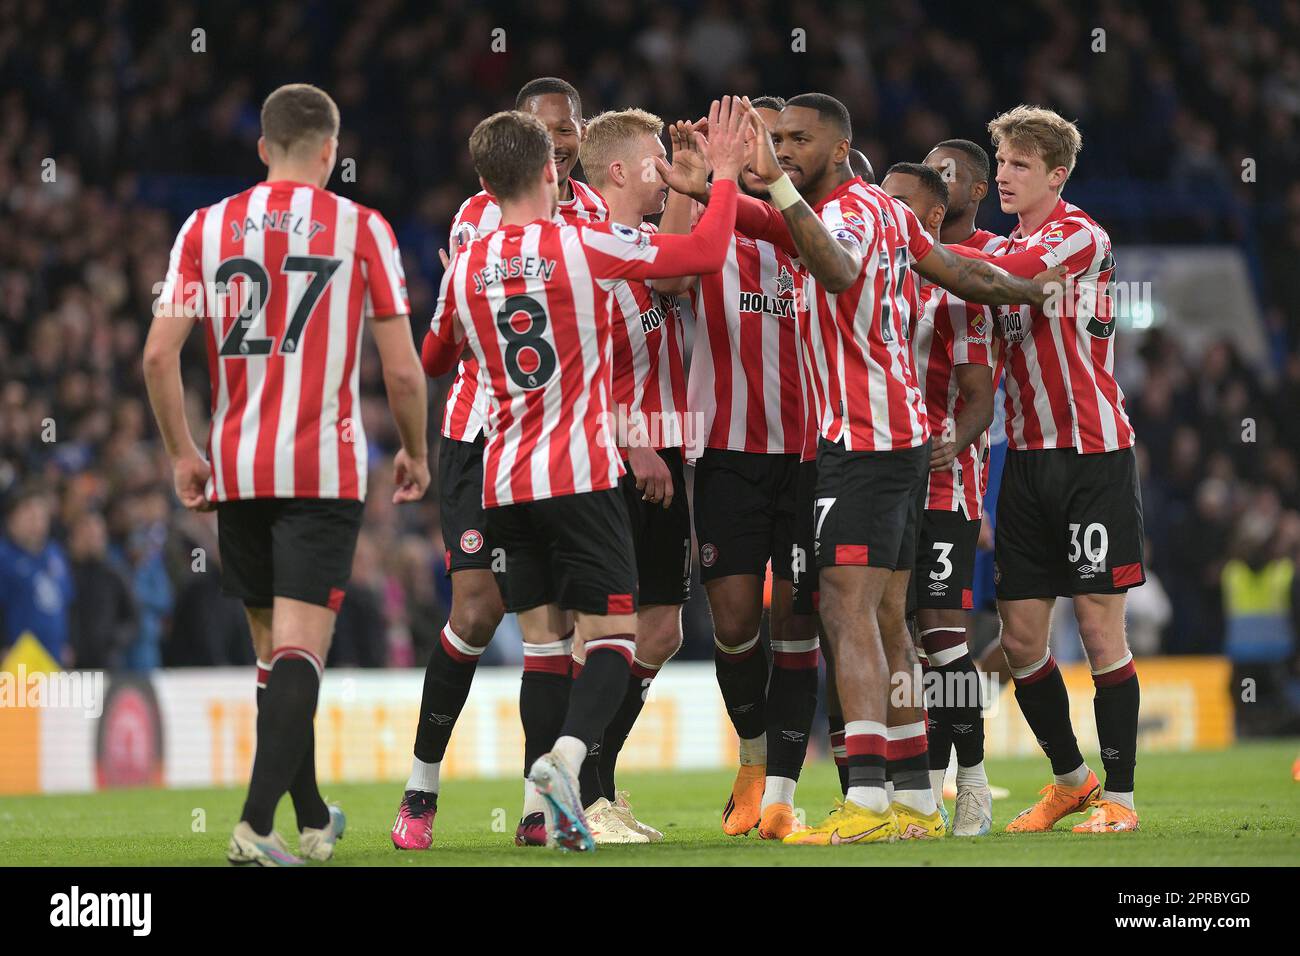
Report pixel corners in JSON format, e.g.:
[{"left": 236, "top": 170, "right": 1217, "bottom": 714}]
[
  {"left": 66, "top": 510, "right": 136, "bottom": 670},
  {"left": 0, "top": 487, "right": 73, "bottom": 664}
]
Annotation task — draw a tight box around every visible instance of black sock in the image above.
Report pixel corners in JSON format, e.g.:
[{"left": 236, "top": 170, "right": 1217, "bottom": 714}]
[
  {"left": 827, "top": 714, "right": 849, "bottom": 795},
  {"left": 887, "top": 723, "right": 931, "bottom": 796},
  {"left": 520, "top": 644, "right": 572, "bottom": 778},
  {"left": 413, "top": 625, "right": 483, "bottom": 766},
  {"left": 598, "top": 662, "right": 657, "bottom": 799},
  {"left": 558, "top": 643, "right": 633, "bottom": 745},
  {"left": 257, "top": 662, "right": 328, "bottom": 831},
  {"left": 920, "top": 630, "right": 985, "bottom": 768},
  {"left": 714, "top": 638, "right": 768, "bottom": 740},
  {"left": 844, "top": 725, "right": 887, "bottom": 792},
  {"left": 1093, "top": 660, "right": 1139, "bottom": 793},
  {"left": 1012, "top": 655, "right": 1085, "bottom": 776},
  {"left": 241, "top": 653, "right": 320, "bottom": 836},
  {"left": 766, "top": 643, "right": 819, "bottom": 781},
  {"left": 578, "top": 737, "right": 604, "bottom": 808}
]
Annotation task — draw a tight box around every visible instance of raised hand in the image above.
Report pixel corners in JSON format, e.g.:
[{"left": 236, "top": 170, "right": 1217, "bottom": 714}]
[
  {"left": 654, "top": 120, "right": 711, "bottom": 200},
  {"left": 740, "top": 97, "right": 784, "bottom": 185},
  {"left": 703, "top": 96, "right": 748, "bottom": 182}
]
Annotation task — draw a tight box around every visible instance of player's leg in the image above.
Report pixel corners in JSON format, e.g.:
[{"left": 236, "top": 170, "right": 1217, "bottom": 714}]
[
  {"left": 883, "top": 568, "right": 946, "bottom": 839},
  {"left": 396, "top": 435, "right": 505, "bottom": 847},
  {"left": 231, "top": 499, "right": 362, "bottom": 864},
  {"left": 821, "top": 634, "right": 849, "bottom": 795},
  {"left": 760, "top": 577, "right": 819, "bottom": 838},
  {"left": 1067, "top": 445, "right": 1146, "bottom": 833},
  {"left": 589, "top": 600, "right": 680, "bottom": 843},
  {"left": 995, "top": 450, "right": 1098, "bottom": 832},
  {"left": 525, "top": 488, "right": 639, "bottom": 852},
  {"left": 915, "top": 510, "right": 990, "bottom": 835},
  {"left": 695, "top": 450, "right": 775, "bottom": 835},
  {"left": 759, "top": 454, "right": 819, "bottom": 839}
]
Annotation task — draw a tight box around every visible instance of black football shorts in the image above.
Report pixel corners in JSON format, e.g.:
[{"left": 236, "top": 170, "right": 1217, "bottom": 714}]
[
  {"left": 814, "top": 437, "right": 929, "bottom": 572},
  {"left": 621, "top": 448, "right": 692, "bottom": 605},
  {"left": 692, "top": 448, "right": 798, "bottom": 584}
]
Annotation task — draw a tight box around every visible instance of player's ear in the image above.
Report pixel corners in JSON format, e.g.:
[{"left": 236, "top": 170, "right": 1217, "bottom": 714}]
[
  {"left": 257, "top": 136, "right": 270, "bottom": 168},
  {"left": 1048, "top": 165, "right": 1068, "bottom": 193},
  {"left": 833, "top": 138, "right": 851, "bottom": 167},
  {"left": 971, "top": 179, "right": 989, "bottom": 204},
  {"left": 929, "top": 204, "right": 946, "bottom": 233},
  {"left": 478, "top": 176, "right": 493, "bottom": 198}
]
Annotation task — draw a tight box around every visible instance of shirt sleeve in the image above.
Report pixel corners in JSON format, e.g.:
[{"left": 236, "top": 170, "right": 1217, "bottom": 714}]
[
  {"left": 582, "top": 180, "right": 738, "bottom": 281},
  {"left": 970, "top": 219, "right": 1099, "bottom": 278},
  {"left": 358, "top": 209, "right": 410, "bottom": 318},
  {"left": 423, "top": 262, "right": 464, "bottom": 376},
  {"left": 735, "top": 193, "right": 797, "bottom": 255},
  {"left": 156, "top": 209, "right": 204, "bottom": 320},
  {"left": 819, "top": 195, "right": 874, "bottom": 252}
]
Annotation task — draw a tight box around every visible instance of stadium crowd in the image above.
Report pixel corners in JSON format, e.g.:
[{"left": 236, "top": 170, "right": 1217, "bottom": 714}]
[{"left": 0, "top": 1, "right": 1296, "bottom": 719}]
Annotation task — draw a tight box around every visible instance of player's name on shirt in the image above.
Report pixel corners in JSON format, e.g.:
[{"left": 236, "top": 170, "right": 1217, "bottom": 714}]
[{"left": 470, "top": 253, "right": 557, "bottom": 293}]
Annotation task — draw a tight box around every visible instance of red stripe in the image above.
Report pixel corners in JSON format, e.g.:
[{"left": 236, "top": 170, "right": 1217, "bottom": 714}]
[
  {"left": 920, "top": 628, "right": 967, "bottom": 655},
  {"left": 587, "top": 642, "right": 635, "bottom": 667},
  {"left": 835, "top": 544, "right": 869, "bottom": 565},
  {"left": 1014, "top": 655, "right": 1057, "bottom": 687},
  {"left": 961, "top": 588, "right": 974, "bottom": 609},
  {"left": 1093, "top": 659, "right": 1137, "bottom": 687},
  {"left": 773, "top": 649, "right": 820, "bottom": 669},
  {"left": 251, "top": 187, "right": 291, "bottom": 497},
  {"left": 631, "top": 661, "right": 659, "bottom": 680},
  {"left": 523, "top": 653, "right": 572, "bottom": 676},
  {"left": 327, "top": 587, "right": 346, "bottom": 612},
  {"left": 844, "top": 732, "right": 887, "bottom": 758},
  {"left": 271, "top": 645, "right": 323, "bottom": 670},
  {"left": 607, "top": 593, "right": 634, "bottom": 615},
  {"left": 218, "top": 190, "right": 254, "bottom": 497},
  {"left": 439, "top": 628, "right": 479, "bottom": 664},
  {"left": 1111, "top": 562, "right": 1144, "bottom": 588},
  {"left": 293, "top": 189, "right": 337, "bottom": 497},
  {"left": 886, "top": 732, "right": 929, "bottom": 760}
]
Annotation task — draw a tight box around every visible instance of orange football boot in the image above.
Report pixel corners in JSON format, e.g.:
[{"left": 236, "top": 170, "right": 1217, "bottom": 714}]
[
  {"left": 1004, "top": 770, "right": 1100, "bottom": 833},
  {"left": 758, "top": 802, "right": 805, "bottom": 840},
  {"left": 722, "top": 765, "right": 765, "bottom": 835},
  {"left": 1072, "top": 798, "right": 1140, "bottom": 832}
]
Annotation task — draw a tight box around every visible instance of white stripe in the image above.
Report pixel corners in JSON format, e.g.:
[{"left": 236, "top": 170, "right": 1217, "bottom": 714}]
[
  {"left": 521, "top": 224, "right": 555, "bottom": 501},
  {"left": 844, "top": 719, "right": 887, "bottom": 738},
  {"left": 771, "top": 637, "right": 819, "bottom": 653},
  {"left": 365, "top": 212, "right": 405, "bottom": 317},
  {"left": 919, "top": 626, "right": 966, "bottom": 637},
  {"left": 318, "top": 196, "right": 357, "bottom": 498},
  {"left": 757, "top": 241, "right": 786, "bottom": 451},
  {"left": 715, "top": 633, "right": 759, "bottom": 655},
  {"left": 1009, "top": 649, "right": 1052, "bottom": 681},
  {"left": 273, "top": 186, "right": 314, "bottom": 495},
  {"left": 234, "top": 185, "right": 270, "bottom": 499},
  {"left": 523, "top": 636, "right": 575, "bottom": 657},
  {"left": 202, "top": 199, "right": 230, "bottom": 500},
  {"left": 272, "top": 647, "right": 324, "bottom": 679},
  {"left": 1090, "top": 650, "right": 1133, "bottom": 677},
  {"left": 585, "top": 637, "right": 636, "bottom": 656},
  {"left": 927, "top": 643, "right": 969, "bottom": 667},
  {"left": 158, "top": 210, "right": 199, "bottom": 314},
  {"left": 886, "top": 720, "right": 926, "bottom": 740},
  {"left": 442, "top": 623, "right": 485, "bottom": 658}
]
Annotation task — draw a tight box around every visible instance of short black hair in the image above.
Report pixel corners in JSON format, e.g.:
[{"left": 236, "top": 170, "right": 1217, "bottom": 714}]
[
  {"left": 750, "top": 95, "right": 786, "bottom": 112},
  {"left": 785, "top": 92, "right": 851, "bottom": 139},
  {"left": 884, "top": 162, "right": 949, "bottom": 207},
  {"left": 516, "top": 77, "right": 582, "bottom": 117},
  {"left": 932, "top": 138, "right": 990, "bottom": 183}
]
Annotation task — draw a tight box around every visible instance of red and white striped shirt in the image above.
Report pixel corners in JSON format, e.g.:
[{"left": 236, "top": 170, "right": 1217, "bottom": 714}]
[
  {"left": 158, "top": 181, "right": 408, "bottom": 502},
  {"left": 912, "top": 281, "right": 1000, "bottom": 517},
  {"left": 995, "top": 199, "right": 1133, "bottom": 453},
  {"left": 610, "top": 224, "right": 688, "bottom": 451},
  {"left": 739, "top": 178, "right": 934, "bottom": 451},
  {"left": 961, "top": 227, "right": 1008, "bottom": 256},
  {"left": 440, "top": 180, "right": 607, "bottom": 443},
  {"left": 427, "top": 180, "right": 739, "bottom": 508},
  {"left": 687, "top": 233, "right": 806, "bottom": 456}
]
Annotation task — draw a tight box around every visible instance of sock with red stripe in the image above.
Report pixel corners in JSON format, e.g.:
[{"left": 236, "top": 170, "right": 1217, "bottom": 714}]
[
  {"left": 409, "top": 623, "right": 485, "bottom": 791},
  {"left": 1092, "top": 653, "right": 1139, "bottom": 794},
  {"left": 714, "top": 634, "right": 768, "bottom": 740},
  {"left": 843, "top": 720, "right": 889, "bottom": 813},
  {"left": 1010, "top": 652, "right": 1085, "bottom": 776},
  {"left": 921, "top": 627, "right": 984, "bottom": 768},
  {"left": 598, "top": 658, "right": 660, "bottom": 800},
  {"left": 887, "top": 719, "right": 936, "bottom": 814},
  {"left": 241, "top": 648, "right": 322, "bottom": 836},
  {"left": 521, "top": 634, "right": 573, "bottom": 785},
  {"left": 765, "top": 637, "right": 819, "bottom": 783},
  {"left": 557, "top": 640, "right": 635, "bottom": 749},
  {"left": 827, "top": 714, "right": 849, "bottom": 795},
  {"left": 255, "top": 659, "right": 328, "bottom": 832}
]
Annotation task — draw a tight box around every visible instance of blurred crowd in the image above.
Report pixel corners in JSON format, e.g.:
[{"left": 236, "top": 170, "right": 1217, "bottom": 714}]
[{"left": 0, "top": 0, "right": 1297, "bottom": 693}]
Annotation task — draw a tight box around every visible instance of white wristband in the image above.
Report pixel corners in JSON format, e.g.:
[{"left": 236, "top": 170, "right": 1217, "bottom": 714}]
[{"left": 768, "top": 173, "right": 801, "bottom": 210}]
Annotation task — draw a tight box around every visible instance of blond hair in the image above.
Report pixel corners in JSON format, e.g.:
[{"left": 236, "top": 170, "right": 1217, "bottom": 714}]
[
  {"left": 988, "top": 105, "right": 1082, "bottom": 186},
  {"left": 579, "top": 108, "right": 664, "bottom": 188}
]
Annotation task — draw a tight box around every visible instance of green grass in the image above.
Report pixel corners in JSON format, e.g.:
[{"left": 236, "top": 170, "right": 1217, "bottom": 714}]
[{"left": 1, "top": 741, "right": 1297, "bottom": 866}]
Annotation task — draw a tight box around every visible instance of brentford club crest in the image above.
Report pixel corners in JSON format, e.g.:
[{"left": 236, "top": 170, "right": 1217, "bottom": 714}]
[
  {"left": 460, "top": 529, "right": 484, "bottom": 554},
  {"left": 701, "top": 543, "right": 718, "bottom": 567},
  {"left": 776, "top": 264, "right": 794, "bottom": 296}
]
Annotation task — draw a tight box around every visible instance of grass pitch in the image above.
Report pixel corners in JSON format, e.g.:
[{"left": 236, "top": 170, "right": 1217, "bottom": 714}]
[{"left": 1, "top": 741, "right": 1296, "bottom": 866}]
